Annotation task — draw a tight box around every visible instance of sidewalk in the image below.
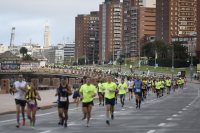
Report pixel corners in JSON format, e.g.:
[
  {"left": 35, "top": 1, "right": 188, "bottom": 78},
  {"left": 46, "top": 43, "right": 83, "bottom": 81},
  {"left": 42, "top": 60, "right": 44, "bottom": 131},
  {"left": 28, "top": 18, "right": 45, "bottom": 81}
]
[
  {"left": 0, "top": 89, "right": 99, "bottom": 115},
  {"left": 187, "top": 79, "right": 200, "bottom": 84}
]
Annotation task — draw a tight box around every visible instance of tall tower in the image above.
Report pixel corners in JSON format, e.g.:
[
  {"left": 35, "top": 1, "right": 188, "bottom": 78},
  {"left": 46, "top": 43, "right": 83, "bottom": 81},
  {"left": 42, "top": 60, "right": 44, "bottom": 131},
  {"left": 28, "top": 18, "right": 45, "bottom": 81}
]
[
  {"left": 44, "top": 20, "right": 50, "bottom": 48},
  {"left": 10, "top": 27, "right": 15, "bottom": 47}
]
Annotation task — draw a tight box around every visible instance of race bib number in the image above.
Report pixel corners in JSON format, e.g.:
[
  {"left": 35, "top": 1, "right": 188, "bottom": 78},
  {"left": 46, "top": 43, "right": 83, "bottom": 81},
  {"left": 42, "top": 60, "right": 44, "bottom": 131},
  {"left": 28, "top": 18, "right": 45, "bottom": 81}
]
[
  {"left": 157, "top": 85, "right": 159, "bottom": 87},
  {"left": 60, "top": 97, "right": 67, "bottom": 102},
  {"left": 136, "top": 89, "right": 141, "bottom": 92},
  {"left": 29, "top": 99, "right": 35, "bottom": 105},
  {"left": 136, "top": 84, "right": 140, "bottom": 88},
  {"left": 120, "top": 87, "right": 124, "bottom": 90},
  {"left": 107, "top": 89, "right": 111, "bottom": 93},
  {"left": 19, "top": 94, "right": 23, "bottom": 99},
  {"left": 99, "top": 87, "right": 102, "bottom": 90},
  {"left": 129, "top": 83, "right": 132, "bottom": 87}
]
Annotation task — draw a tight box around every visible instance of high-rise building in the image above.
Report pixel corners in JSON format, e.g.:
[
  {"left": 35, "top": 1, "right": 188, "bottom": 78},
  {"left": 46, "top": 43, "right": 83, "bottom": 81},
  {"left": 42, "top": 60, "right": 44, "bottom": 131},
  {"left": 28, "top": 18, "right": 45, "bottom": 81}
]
[
  {"left": 99, "top": 0, "right": 123, "bottom": 62},
  {"left": 0, "top": 44, "right": 7, "bottom": 54},
  {"left": 64, "top": 42, "right": 75, "bottom": 58},
  {"left": 44, "top": 20, "right": 50, "bottom": 48},
  {"left": 123, "top": 0, "right": 156, "bottom": 57},
  {"left": 75, "top": 14, "right": 90, "bottom": 63},
  {"left": 196, "top": 0, "right": 200, "bottom": 58},
  {"left": 156, "top": 0, "right": 197, "bottom": 45}
]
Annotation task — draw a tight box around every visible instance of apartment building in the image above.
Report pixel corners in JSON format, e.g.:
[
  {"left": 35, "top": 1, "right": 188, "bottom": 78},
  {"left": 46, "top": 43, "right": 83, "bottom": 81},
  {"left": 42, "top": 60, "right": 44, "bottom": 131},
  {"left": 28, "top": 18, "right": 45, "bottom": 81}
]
[
  {"left": 99, "top": 0, "right": 123, "bottom": 62},
  {"left": 123, "top": 0, "right": 156, "bottom": 57},
  {"left": 0, "top": 44, "right": 7, "bottom": 54}
]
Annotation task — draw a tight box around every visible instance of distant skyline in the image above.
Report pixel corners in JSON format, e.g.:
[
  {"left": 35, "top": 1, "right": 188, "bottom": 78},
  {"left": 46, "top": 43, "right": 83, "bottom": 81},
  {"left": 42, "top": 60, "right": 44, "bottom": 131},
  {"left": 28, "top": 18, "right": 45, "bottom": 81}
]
[{"left": 0, "top": 0, "right": 120, "bottom": 47}]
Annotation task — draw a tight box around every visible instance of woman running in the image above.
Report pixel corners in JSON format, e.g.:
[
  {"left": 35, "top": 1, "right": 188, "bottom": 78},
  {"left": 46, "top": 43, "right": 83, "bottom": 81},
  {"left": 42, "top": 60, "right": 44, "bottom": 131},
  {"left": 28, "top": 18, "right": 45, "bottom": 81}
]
[{"left": 26, "top": 82, "right": 41, "bottom": 129}]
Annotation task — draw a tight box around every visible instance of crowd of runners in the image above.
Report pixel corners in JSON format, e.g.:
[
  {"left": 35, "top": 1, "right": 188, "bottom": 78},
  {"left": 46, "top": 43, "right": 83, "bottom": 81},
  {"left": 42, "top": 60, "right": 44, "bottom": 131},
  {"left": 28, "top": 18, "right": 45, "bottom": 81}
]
[{"left": 12, "top": 71, "right": 186, "bottom": 129}]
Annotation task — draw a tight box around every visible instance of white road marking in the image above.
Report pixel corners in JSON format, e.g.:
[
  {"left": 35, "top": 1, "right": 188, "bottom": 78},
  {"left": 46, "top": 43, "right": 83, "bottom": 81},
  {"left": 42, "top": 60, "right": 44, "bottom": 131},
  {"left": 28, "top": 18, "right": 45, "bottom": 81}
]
[
  {"left": 151, "top": 100, "right": 153, "bottom": 101},
  {"left": 121, "top": 109, "right": 125, "bottom": 111},
  {"left": 100, "top": 115, "right": 105, "bottom": 116},
  {"left": 178, "top": 111, "right": 182, "bottom": 113},
  {"left": 173, "top": 114, "right": 177, "bottom": 117},
  {"left": 147, "top": 130, "right": 156, "bottom": 133},
  {"left": 129, "top": 107, "right": 133, "bottom": 108},
  {"left": 142, "top": 103, "right": 145, "bottom": 104},
  {"left": 158, "top": 123, "right": 166, "bottom": 126},
  {"left": 186, "top": 106, "right": 189, "bottom": 108},
  {"left": 40, "top": 130, "right": 51, "bottom": 133},
  {"left": 182, "top": 108, "right": 186, "bottom": 110},
  {"left": 154, "top": 99, "right": 156, "bottom": 100},
  {"left": 167, "top": 118, "right": 173, "bottom": 120}
]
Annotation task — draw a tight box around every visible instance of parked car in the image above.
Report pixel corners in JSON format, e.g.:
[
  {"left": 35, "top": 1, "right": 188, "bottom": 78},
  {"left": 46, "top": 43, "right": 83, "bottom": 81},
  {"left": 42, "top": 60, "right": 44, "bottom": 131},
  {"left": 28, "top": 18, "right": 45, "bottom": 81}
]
[{"left": 108, "top": 62, "right": 113, "bottom": 65}]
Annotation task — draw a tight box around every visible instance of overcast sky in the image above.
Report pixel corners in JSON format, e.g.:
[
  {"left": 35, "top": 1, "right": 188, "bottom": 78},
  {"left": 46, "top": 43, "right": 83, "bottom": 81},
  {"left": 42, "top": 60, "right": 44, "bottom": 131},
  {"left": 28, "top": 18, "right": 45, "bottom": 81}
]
[{"left": 0, "top": 0, "right": 122, "bottom": 47}]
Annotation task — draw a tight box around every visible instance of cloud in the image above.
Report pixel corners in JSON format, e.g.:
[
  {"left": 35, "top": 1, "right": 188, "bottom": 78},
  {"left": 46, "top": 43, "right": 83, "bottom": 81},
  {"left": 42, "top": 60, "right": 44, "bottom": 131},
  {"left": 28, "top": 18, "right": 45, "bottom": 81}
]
[{"left": 0, "top": 0, "right": 112, "bottom": 46}]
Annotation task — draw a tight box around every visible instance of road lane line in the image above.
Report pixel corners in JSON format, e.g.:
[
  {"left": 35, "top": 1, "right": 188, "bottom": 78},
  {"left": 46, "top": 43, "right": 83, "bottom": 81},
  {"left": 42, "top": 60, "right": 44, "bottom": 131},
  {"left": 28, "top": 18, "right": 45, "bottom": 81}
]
[
  {"left": 158, "top": 123, "right": 165, "bottom": 126},
  {"left": 147, "top": 130, "right": 156, "bottom": 133},
  {"left": 178, "top": 111, "right": 182, "bottom": 113},
  {"left": 173, "top": 114, "right": 177, "bottom": 117},
  {"left": 40, "top": 130, "right": 51, "bottom": 133},
  {"left": 167, "top": 118, "right": 173, "bottom": 120},
  {"left": 182, "top": 108, "right": 186, "bottom": 110}
]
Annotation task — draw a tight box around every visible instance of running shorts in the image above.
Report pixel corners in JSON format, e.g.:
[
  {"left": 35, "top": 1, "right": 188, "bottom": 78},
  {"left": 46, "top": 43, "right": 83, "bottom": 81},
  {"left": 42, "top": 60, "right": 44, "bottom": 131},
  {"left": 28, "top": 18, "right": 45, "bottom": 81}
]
[
  {"left": 120, "top": 94, "right": 125, "bottom": 98},
  {"left": 98, "top": 92, "right": 102, "bottom": 96},
  {"left": 128, "top": 88, "right": 132, "bottom": 92},
  {"left": 73, "top": 94, "right": 80, "bottom": 99},
  {"left": 135, "top": 93, "right": 142, "bottom": 97},
  {"left": 105, "top": 98, "right": 115, "bottom": 106},
  {"left": 58, "top": 102, "right": 69, "bottom": 110},
  {"left": 156, "top": 89, "right": 160, "bottom": 92},
  {"left": 15, "top": 99, "right": 26, "bottom": 107},
  {"left": 160, "top": 88, "right": 164, "bottom": 90},
  {"left": 27, "top": 105, "right": 37, "bottom": 109},
  {"left": 82, "top": 101, "right": 94, "bottom": 107}
]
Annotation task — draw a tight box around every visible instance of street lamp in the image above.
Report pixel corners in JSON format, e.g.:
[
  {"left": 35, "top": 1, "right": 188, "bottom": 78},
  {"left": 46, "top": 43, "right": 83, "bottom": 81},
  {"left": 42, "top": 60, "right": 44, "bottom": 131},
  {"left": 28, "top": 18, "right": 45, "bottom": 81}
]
[{"left": 172, "top": 43, "right": 174, "bottom": 79}]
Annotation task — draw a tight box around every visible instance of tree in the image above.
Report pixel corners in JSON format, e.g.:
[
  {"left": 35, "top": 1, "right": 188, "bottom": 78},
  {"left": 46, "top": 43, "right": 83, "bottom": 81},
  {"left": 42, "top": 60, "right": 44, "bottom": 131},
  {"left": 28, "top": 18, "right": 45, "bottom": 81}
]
[
  {"left": 20, "top": 47, "right": 28, "bottom": 58},
  {"left": 172, "top": 41, "right": 188, "bottom": 59},
  {"left": 157, "top": 43, "right": 169, "bottom": 58},
  {"left": 78, "top": 56, "right": 88, "bottom": 65},
  {"left": 22, "top": 54, "right": 34, "bottom": 61},
  {"left": 142, "top": 42, "right": 154, "bottom": 59}
]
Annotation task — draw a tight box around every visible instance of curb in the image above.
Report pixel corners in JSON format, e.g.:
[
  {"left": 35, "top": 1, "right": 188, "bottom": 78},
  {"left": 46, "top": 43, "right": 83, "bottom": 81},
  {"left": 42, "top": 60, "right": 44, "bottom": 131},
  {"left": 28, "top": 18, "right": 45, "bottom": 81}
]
[
  {"left": 0, "top": 97, "right": 99, "bottom": 115},
  {"left": 187, "top": 81, "right": 200, "bottom": 84}
]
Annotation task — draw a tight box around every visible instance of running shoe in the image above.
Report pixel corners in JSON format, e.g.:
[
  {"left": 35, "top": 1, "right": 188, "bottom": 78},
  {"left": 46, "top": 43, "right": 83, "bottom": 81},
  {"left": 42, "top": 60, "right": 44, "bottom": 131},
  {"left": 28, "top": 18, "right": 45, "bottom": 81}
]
[
  {"left": 129, "top": 98, "right": 130, "bottom": 101},
  {"left": 141, "top": 97, "right": 144, "bottom": 101},
  {"left": 58, "top": 121, "right": 61, "bottom": 125},
  {"left": 162, "top": 94, "right": 163, "bottom": 96},
  {"left": 111, "top": 114, "right": 114, "bottom": 120},
  {"left": 82, "top": 117, "right": 86, "bottom": 120},
  {"left": 61, "top": 118, "right": 64, "bottom": 125},
  {"left": 102, "top": 103, "right": 104, "bottom": 106},
  {"left": 30, "top": 120, "right": 32, "bottom": 126},
  {"left": 106, "top": 120, "right": 110, "bottom": 125},
  {"left": 123, "top": 101, "right": 125, "bottom": 105},
  {"left": 64, "top": 123, "right": 67, "bottom": 128},
  {"left": 22, "top": 119, "right": 26, "bottom": 126},
  {"left": 99, "top": 103, "right": 101, "bottom": 106},
  {"left": 122, "top": 104, "right": 123, "bottom": 107},
  {"left": 139, "top": 106, "right": 140, "bottom": 109},
  {"left": 86, "top": 123, "right": 89, "bottom": 127},
  {"left": 76, "top": 107, "right": 78, "bottom": 110},
  {"left": 110, "top": 114, "right": 111, "bottom": 118},
  {"left": 16, "top": 123, "right": 20, "bottom": 128},
  {"left": 131, "top": 96, "right": 133, "bottom": 99},
  {"left": 31, "top": 126, "right": 35, "bottom": 130},
  {"left": 136, "top": 105, "right": 138, "bottom": 109}
]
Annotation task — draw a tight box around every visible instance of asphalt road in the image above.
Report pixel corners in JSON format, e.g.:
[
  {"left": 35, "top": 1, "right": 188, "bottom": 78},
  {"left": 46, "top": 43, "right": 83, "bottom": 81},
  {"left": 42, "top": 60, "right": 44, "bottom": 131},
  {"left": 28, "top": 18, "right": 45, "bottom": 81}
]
[{"left": 0, "top": 82, "right": 199, "bottom": 133}]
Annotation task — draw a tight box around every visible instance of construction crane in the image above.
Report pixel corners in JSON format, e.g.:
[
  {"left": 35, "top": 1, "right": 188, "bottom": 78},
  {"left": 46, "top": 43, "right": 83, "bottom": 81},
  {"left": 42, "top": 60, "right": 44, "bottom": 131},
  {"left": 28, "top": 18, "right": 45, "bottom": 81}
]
[{"left": 10, "top": 27, "right": 15, "bottom": 47}]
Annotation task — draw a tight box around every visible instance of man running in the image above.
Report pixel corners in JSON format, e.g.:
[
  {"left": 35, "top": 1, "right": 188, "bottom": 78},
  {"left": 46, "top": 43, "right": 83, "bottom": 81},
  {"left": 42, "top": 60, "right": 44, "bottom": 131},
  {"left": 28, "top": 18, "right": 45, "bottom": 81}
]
[
  {"left": 114, "top": 79, "right": 119, "bottom": 104},
  {"left": 57, "top": 77, "right": 72, "bottom": 128},
  {"left": 12, "top": 75, "right": 28, "bottom": 128},
  {"left": 128, "top": 78, "right": 134, "bottom": 100},
  {"left": 72, "top": 78, "right": 81, "bottom": 110},
  {"left": 103, "top": 75, "right": 118, "bottom": 125},
  {"left": 155, "top": 79, "right": 161, "bottom": 98},
  {"left": 166, "top": 77, "right": 171, "bottom": 94},
  {"left": 118, "top": 79, "right": 127, "bottom": 107},
  {"left": 160, "top": 78, "right": 165, "bottom": 96},
  {"left": 98, "top": 79, "right": 104, "bottom": 106},
  {"left": 133, "top": 76, "right": 144, "bottom": 109},
  {"left": 79, "top": 77, "right": 97, "bottom": 127},
  {"left": 147, "top": 78, "right": 152, "bottom": 96},
  {"left": 26, "top": 82, "right": 41, "bottom": 129},
  {"left": 141, "top": 77, "right": 147, "bottom": 100}
]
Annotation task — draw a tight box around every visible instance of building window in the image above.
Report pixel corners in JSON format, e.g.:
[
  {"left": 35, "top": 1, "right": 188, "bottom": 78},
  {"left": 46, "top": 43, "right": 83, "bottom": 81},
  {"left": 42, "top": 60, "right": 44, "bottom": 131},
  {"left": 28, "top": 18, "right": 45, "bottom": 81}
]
[
  {"left": 171, "top": 12, "right": 173, "bottom": 15},
  {"left": 175, "top": 27, "right": 177, "bottom": 30},
  {"left": 175, "top": 7, "right": 177, "bottom": 10},
  {"left": 162, "top": 22, "right": 163, "bottom": 25},
  {"left": 161, "top": 32, "right": 163, "bottom": 35},
  {"left": 162, "top": 7, "right": 163, "bottom": 10},
  {"left": 175, "top": 12, "right": 177, "bottom": 15},
  {"left": 171, "top": 7, "right": 173, "bottom": 10},
  {"left": 162, "top": 17, "right": 163, "bottom": 20},
  {"left": 171, "top": 2, "right": 173, "bottom": 5},
  {"left": 171, "top": 17, "right": 173, "bottom": 20},
  {"left": 171, "top": 27, "right": 173, "bottom": 30},
  {"left": 161, "top": 27, "right": 163, "bottom": 30},
  {"left": 162, "top": 12, "right": 163, "bottom": 15},
  {"left": 171, "top": 22, "right": 173, "bottom": 25},
  {"left": 175, "top": 22, "right": 177, "bottom": 25},
  {"left": 162, "top": 2, "right": 163, "bottom": 5},
  {"left": 175, "top": 17, "right": 177, "bottom": 20},
  {"left": 162, "top": 37, "right": 163, "bottom": 39}
]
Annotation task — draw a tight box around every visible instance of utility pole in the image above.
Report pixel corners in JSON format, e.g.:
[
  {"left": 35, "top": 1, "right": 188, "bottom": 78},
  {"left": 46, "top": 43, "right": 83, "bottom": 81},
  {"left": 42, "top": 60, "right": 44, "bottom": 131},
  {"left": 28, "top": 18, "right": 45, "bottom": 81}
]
[
  {"left": 77, "top": 48, "right": 79, "bottom": 66},
  {"left": 154, "top": 46, "right": 156, "bottom": 76},
  {"left": 172, "top": 43, "right": 174, "bottom": 79},
  {"left": 190, "top": 41, "right": 194, "bottom": 81}
]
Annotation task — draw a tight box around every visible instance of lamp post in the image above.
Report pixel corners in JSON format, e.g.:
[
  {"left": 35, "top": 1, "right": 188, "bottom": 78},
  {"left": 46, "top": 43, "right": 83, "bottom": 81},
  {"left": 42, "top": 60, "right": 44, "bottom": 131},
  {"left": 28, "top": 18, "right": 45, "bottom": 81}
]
[
  {"left": 154, "top": 46, "right": 156, "bottom": 76},
  {"left": 190, "top": 41, "right": 194, "bottom": 81},
  {"left": 172, "top": 43, "right": 174, "bottom": 79}
]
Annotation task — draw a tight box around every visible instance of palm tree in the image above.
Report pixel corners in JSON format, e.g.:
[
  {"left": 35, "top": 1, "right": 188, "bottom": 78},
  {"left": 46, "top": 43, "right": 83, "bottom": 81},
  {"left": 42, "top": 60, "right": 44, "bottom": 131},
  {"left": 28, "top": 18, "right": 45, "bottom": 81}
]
[{"left": 20, "top": 47, "right": 28, "bottom": 58}]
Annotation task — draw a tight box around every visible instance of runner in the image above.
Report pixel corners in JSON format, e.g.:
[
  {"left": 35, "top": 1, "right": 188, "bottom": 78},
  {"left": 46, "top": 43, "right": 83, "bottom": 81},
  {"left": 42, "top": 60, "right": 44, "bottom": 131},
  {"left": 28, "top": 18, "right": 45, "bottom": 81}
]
[
  {"left": 133, "top": 76, "right": 144, "bottom": 109},
  {"left": 181, "top": 78, "right": 184, "bottom": 89},
  {"left": 118, "top": 79, "right": 127, "bottom": 107},
  {"left": 155, "top": 79, "right": 161, "bottom": 98},
  {"left": 80, "top": 76, "right": 87, "bottom": 120},
  {"left": 184, "top": 77, "right": 187, "bottom": 85},
  {"left": 160, "top": 78, "right": 165, "bottom": 96},
  {"left": 79, "top": 77, "right": 97, "bottom": 127},
  {"left": 26, "top": 82, "right": 41, "bottom": 129},
  {"left": 57, "top": 77, "right": 72, "bottom": 128},
  {"left": 55, "top": 83, "right": 62, "bottom": 125},
  {"left": 114, "top": 79, "right": 119, "bottom": 105},
  {"left": 12, "top": 75, "right": 28, "bottom": 128},
  {"left": 141, "top": 77, "right": 147, "bottom": 101},
  {"left": 172, "top": 78, "right": 176, "bottom": 92},
  {"left": 166, "top": 77, "right": 171, "bottom": 94},
  {"left": 72, "top": 78, "right": 81, "bottom": 110},
  {"left": 128, "top": 78, "right": 134, "bottom": 101},
  {"left": 97, "top": 79, "right": 104, "bottom": 106},
  {"left": 103, "top": 75, "right": 118, "bottom": 125},
  {"left": 147, "top": 78, "right": 152, "bottom": 96}
]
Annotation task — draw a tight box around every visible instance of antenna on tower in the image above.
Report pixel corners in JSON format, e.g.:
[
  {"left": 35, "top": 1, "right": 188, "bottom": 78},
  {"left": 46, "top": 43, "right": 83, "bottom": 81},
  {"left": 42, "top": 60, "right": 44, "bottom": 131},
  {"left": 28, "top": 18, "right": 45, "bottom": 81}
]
[
  {"left": 10, "top": 27, "right": 15, "bottom": 47},
  {"left": 30, "top": 38, "right": 32, "bottom": 45},
  {"left": 67, "top": 37, "right": 69, "bottom": 43}
]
